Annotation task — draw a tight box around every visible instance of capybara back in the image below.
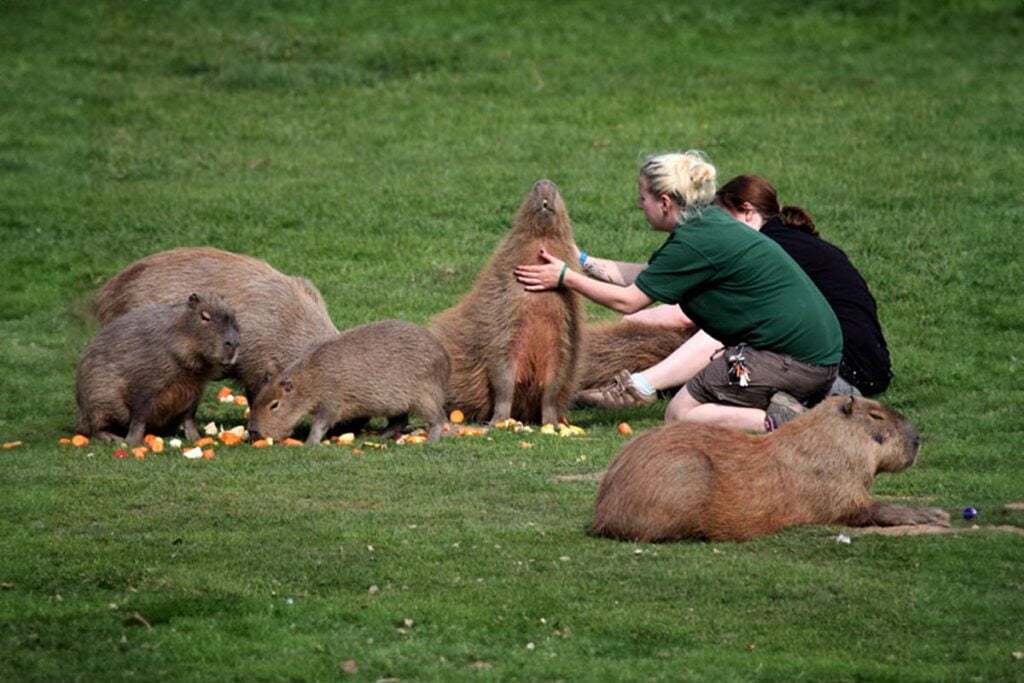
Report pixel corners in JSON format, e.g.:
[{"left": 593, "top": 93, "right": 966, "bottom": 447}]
[{"left": 94, "top": 247, "right": 337, "bottom": 397}]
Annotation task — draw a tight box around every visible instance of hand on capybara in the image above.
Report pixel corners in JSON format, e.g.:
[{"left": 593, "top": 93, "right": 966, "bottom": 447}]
[
  {"left": 94, "top": 247, "right": 337, "bottom": 399},
  {"left": 430, "top": 179, "right": 584, "bottom": 425},
  {"left": 592, "top": 396, "right": 945, "bottom": 542},
  {"left": 76, "top": 293, "right": 240, "bottom": 445},
  {"left": 247, "top": 320, "right": 450, "bottom": 445}
]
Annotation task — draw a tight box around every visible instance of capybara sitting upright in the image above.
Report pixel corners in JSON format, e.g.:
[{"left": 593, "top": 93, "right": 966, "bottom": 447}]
[
  {"left": 247, "top": 320, "right": 450, "bottom": 445},
  {"left": 76, "top": 293, "right": 240, "bottom": 445},
  {"left": 592, "top": 396, "right": 950, "bottom": 542},
  {"left": 576, "top": 319, "right": 694, "bottom": 396},
  {"left": 94, "top": 247, "right": 337, "bottom": 398},
  {"left": 430, "top": 179, "right": 584, "bottom": 425}
]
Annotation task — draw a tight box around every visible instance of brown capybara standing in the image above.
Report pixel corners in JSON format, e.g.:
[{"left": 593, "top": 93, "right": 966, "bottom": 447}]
[
  {"left": 592, "top": 396, "right": 950, "bottom": 542},
  {"left": 76, "top": 293, "right": 240, "bottom": 445},
  {"left": 94, "top": 247, "right": 337, "bottom": 399},
  {"left": 576, "top": 319, "right": 694, "bottom": 394},
  {"left": 247, "top": 320, "right": 450, "bottom": 445},
  {"left": 430, "top": 179, "right": 584, "bottom": 425}
]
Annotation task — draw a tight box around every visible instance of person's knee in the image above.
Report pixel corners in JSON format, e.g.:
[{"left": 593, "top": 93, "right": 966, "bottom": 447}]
[{"left": 664, "top": 390, "right": 696, "bottom": 423}]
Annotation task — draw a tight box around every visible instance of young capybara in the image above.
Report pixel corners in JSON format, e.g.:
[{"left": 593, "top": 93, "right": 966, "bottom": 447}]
[
  {"left": 592, "top": 396, "right": 950, "bottom": 542},
  {"left": 430, "top": 179, "right": 584, "bottom": 425},
  {"left": 576, "top": 319, "right": 694, "bottom": 395},
  {"left": 94, "top": 247, "right": 337, "bottom": 399},
  {"left": 247, "top": 320, "right": 450, "bottom": 445},
  {"left": 75, "top": 293, "right": 240, "bottom": 445}
]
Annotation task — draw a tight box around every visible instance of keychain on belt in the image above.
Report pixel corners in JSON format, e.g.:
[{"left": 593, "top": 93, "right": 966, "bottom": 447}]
[{"left": 727, "top": 351, "right": 750, "bottom": 387}]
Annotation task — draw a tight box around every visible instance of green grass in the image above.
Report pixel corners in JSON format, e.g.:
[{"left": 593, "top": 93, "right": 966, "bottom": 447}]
[{"left": 2, "top": 0, "right": 1023, "bottom": 679}]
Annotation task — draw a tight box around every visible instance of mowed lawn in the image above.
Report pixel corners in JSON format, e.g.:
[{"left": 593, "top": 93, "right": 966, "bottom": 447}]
[{"left": 1, "top": 1, "right": 1022, "bottom": 680}]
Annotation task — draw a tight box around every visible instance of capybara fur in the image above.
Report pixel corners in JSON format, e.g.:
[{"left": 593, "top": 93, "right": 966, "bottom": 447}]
[
  {"left": 94, "top": 247, "right": 337, "bottom": 399},
  {"left": 76, "top": 293, "right": 240, "bottom": 445},
  {"left": 577, "top": 320, "right": 694, "bottom": 392},
  {"left": 592, "top": 396, "right": 950, "bottom": 542},
  {"left": 247, "top": 320, "right": 450, "bottom": 445},
  {"left": 430, "top": 179, "right": 584, "bottom": 425}
]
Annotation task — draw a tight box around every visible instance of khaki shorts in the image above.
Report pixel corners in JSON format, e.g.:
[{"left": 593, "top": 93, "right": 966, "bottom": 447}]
[{"left": 686, "top": 345, "right": 838, "bottom": 410}]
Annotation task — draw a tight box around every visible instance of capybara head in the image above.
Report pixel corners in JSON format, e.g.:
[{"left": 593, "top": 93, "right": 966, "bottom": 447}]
[
  {"left": 515, "top": 179, "right": 573, "bottom": 240},
  {"left": 247, "top": 374, "right": 306, "bottom": 442},
  {"left": 181, "top": 293, "right": 240, "bottom": 370},
  {"left": 823, "top": 395, "right": 921, "bottom": 473}
]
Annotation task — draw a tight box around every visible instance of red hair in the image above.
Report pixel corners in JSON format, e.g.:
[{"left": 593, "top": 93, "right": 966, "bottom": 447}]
[{"left": 714, "top": 174, "right": 818, "bottom": 236}]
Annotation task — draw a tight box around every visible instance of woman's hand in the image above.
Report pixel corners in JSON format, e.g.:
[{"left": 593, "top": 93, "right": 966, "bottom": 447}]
[{"left": 514, "top": 248, "right": 566, "bottom": 291}]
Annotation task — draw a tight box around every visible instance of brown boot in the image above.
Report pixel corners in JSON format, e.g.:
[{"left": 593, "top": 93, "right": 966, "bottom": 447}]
[{"left": 576, "top": 369, "right": 655, "bottom": 409}]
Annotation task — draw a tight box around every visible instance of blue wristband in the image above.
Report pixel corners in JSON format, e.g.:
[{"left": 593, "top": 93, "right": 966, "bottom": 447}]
[{"left": 578, "top": 251, "right": 588, "bottom": 264}]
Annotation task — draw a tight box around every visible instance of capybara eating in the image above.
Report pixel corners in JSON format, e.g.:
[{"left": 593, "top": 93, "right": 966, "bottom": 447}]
[
  {"left": 76, "top": 293, "right": 240, "bottom": 445},
  {"left": 430, "top": 179, "right": 584, "bottom": 425},
  {"left": 247, "top": 320, "right": 450, "bottom": 445},
  {"left": 576, "top": 319, "right": 694, "bottom": 396},
  {"left": 592, "top": 396, "right": 950, "bottom": 542},
  {"left": 94, "top": 247, "right": 337, "bottom": 398}
]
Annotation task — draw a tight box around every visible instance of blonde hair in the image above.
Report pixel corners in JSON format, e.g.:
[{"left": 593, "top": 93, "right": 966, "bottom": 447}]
[{"left": 639, "top": 150, "right": 717, "bottom": 223}]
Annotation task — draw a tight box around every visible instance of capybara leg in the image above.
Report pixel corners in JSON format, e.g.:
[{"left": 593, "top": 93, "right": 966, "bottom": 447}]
[
  {"left": 540, "top": 381, "right": 562, "bottom": 427},
  {"left": 306, "top": 414, "right": 333, "bottom": 445},
  {"left": 329, "top": 417, "right": 369, "bottom": 437},
  {"left": 846, "top": 501, "right": 951, "bottom": 528},
  {"left": 426, "top": 420, "right": 443, "bottom": 443},
  {"left": 181, "top": 405, "right": 201, "bottom": 442},
  {"left": 380, "top": 414, "right": 409, "bottom": 439},
  {"left": 95, "top": 430, "right": 125, "bottom": 442},
  {"left": 489, "top": 363, "right": 515, "bottom": 425},
  {"left": 125, "top": 417, "right": 148, "bottom": 446}
]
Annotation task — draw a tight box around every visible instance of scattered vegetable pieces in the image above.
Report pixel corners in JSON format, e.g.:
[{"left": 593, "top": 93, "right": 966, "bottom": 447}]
[
  {"left": 457, "top": 426, "right": 488, "bottom": 437},
  {"left": 183, "top": 447, "right": 204, "bottom": 459},
  {"left": 252, "top": 438, "right": 272, "bottom": 448},
  {"left": 336, "top": 433, "right": 355, "bottom": 445},
  {"left": 216, "top": 386, "right": 234, "bottom": 401},
  {"left": 617, "top": 422, "right": 633, "bottom": 436},
  {"left": 219, "top": 431, "right": 243, "bottom": 446},
  {"left": 132, "top": 447, "right": 148, "bottom": 460},
  {"left": 71, "top": 434, "right": 90, "bottom": 447},
  {"left": 59, "top": 437, "right": 72, "bottom": 445},
  {"left": 194, "top": 437, "right": 215, "bottom": 447},
  {"left": 203, "top": 421, "right": 219, "bottom": 436},
  {"left": 282, "top": 438, "right": 304, "bottom": 447},
  {"left": 3, "top": 441, "right": 22, "bottom": 449},
  {"left": 202, "top": 449, "right": 215, "bottom": 459},
  {"left": 233, "top": 395, "right": 248, "bottom": 407},
  {"left": 114, "top": 449, "right": 128, "bottom": 459},
  {"left": 449, "top": 409, "right": 465, "bottom": 424}
]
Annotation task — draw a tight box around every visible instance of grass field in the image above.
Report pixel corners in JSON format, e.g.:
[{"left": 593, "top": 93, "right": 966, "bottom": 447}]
[{"left": 2, "top": 0, "right": 1023, "bottom": 680}]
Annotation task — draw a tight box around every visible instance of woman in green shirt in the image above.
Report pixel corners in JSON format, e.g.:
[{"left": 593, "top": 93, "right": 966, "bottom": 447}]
[{"left": 513, "top": 151, "right": 841, "bottom": 432}]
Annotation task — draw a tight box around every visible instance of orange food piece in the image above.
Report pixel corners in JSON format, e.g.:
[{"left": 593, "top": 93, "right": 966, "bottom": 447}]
[
  {"left": 132, "top": 447, "right": 148, "bottom": 459},
  {"left": 233, "top": 395, "right": 249, "bottom": 407},
  {"left": 217, "top": 386, "right": 234, "bottom": 400},
  {"left": 202, "top": 449, "right": 215, "bottom": 459},
  {"left": 194, "top": 437, "right": 215, "bottom": 447},
  {"left": 219, "top": 432, "right": 243, "bottom": 446},
  {"left": 71, "top": 434, "right": 90, "bottom": 447},
  {"left": 59, "top": 437, "right": 72, "bottom": 445},
  {"left": 252, "top": 439, "right": 271, "bottom": 448},
  {"left": 283, "top": 438, "right": 304, "bottom": 447},
  {"left": 150, "top": 438, "right": 164, "bottom": 453},
  {"left": 457, "top": 426, "right": 487, "bottom": 437},
  {"left": 449, "top": 409, "right": 465, "bottom": 424},
  {"left": 617, "top": 422, "right": 633, "bottom": 436},
  {"left": 351, "top": 448, "right": 364, "bottom": 455},
  {"left": 143, "top": 434, "right": 156, "bottom": 446},
  {"left": 3, "top": 441, "right": 22, "bottom": 449}
]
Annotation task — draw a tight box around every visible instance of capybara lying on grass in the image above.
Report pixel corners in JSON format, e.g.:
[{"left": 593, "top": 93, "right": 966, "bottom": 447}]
[
  {"left": 94, "top": 247, "right": 337, "bottom": 398},
  {"left": 592, "top": 396, "right": 950, "bottom": 542},
  {"left": 247, "top": 320, "right": 450, "bottom": 445},
  {"left": 430, "top": 179, "right": 584, "bottom": 425},
  {"left": 576, "top": 319, "right": 694, "bottom": 395},
  {"left": 76, "top": 293, "right": 240, "bottom": 445}
]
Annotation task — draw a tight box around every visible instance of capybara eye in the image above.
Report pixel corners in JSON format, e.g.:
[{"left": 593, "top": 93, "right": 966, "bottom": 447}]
[
  {"left": 270, "top": 400, "right": 280, "bottom": 411},
  {"left": 869, "top": 412, "right": 885, "bottom": 421},
  {"left": 200, "top": 311, "right": 211, "bottom": 322}
]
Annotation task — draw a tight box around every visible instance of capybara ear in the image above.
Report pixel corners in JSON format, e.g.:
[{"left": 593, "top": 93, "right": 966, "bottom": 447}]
[
  {"left": 841, "top": 395, "right": 855, "bottom": 416},
  {"left": 188, "top": 293, "right": 201, "bottom": 307}
]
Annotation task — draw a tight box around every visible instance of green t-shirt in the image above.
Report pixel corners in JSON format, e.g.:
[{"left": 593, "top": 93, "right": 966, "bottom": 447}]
[{"left": 634, "top": 206, "right": 843, "bottom": 366}]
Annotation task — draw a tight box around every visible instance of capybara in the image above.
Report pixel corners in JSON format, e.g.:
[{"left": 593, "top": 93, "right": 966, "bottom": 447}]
[
  {"left": 247, "top": 320, "right": 450, "bottom": 445},
  {"left": 94, "top": 247, "right": 337, "bottom": 398},
  {"left": 76, "top": 293, "right": 240, "bottom": 445},
  {"left": 592, "top": 396, "right": 950, "bottom": 542},
  {"left": 430, "top": 179, "right": 584, "bottom": 425},
  {"left": 576, "top": 319, "right": 694, "bottom": 394}
]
